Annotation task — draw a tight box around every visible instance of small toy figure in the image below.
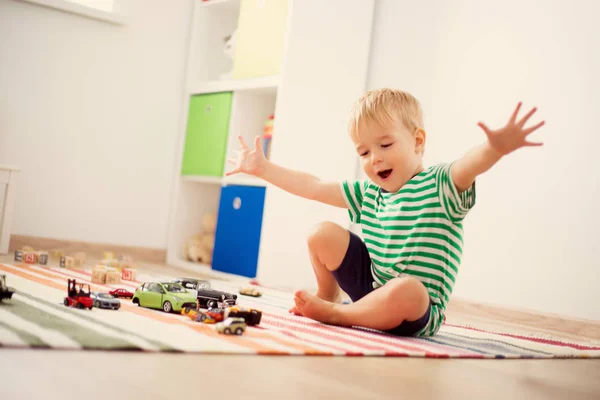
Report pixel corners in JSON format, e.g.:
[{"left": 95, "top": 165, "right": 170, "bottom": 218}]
[
  {"left": 216, "top": 317, "right": 246, "bottom": 335},
  {"left": 0, "top": 275, "right": 15, "bottom": 302},
  {"left": 262, "top": 114, "right": 274, "bottom": 159},
  {"left": 220, "top": 29, "right": 237, "bottom": 80},
  {"left": 64, "top": 279, "right": 93, "bottom": 309},
  {"left": 239, "top": 287, "right": 262, "bottom": 298}
]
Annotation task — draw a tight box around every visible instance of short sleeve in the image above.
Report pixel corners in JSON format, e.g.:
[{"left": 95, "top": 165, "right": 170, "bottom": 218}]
[
  {"left": 341, "top": 180, "right": 368, "bottom": 223},
  {"left": 435, "top": 163, "right": 476, "bottom": 223}
]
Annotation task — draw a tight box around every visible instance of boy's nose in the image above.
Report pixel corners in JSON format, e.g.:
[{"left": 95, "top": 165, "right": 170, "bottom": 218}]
[{"left": 370, "top": 151, "right": 383, "bottom": 165}]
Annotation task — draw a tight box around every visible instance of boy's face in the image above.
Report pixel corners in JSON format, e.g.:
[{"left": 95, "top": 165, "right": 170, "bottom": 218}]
[{"left": 352, "top": 118, "right": 425, "bottom": 193}]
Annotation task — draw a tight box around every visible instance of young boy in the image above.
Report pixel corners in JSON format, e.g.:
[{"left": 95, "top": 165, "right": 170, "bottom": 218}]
[{"left": 226, "top": 89, "right": 544, "bottom": 337}]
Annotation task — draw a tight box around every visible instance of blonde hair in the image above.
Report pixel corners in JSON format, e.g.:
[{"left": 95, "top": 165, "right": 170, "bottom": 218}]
[{"left": 349, "top": 88, "right": 424, "bottom": 137}]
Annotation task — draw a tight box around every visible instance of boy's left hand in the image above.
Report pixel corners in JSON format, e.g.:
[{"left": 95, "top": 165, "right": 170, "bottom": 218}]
[{"left": 478, "top": 102, "right": 545, "bottom": 156}]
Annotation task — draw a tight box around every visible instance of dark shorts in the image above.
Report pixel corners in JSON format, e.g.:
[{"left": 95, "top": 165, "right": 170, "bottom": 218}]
[{"left": 332, "top": 230, "right": 431, "bottom": 337}]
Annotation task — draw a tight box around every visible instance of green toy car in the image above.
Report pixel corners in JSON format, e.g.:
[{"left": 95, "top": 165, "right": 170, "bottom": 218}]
[{"left": 132, "top": 282, "right": 197, "bottom": 313}]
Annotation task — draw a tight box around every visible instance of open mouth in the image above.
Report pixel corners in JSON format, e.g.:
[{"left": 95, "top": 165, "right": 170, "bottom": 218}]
[{"left": 377, "top": 169, "right": 393, "bottom": 180}]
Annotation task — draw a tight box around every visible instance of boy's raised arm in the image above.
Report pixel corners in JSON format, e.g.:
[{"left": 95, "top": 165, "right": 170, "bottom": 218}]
[
  {"left": 227, "top": 136, "right": 347, "bottom": 208},
  {"left": 451, "top": 102, "right": 545, "bottom": 193}
]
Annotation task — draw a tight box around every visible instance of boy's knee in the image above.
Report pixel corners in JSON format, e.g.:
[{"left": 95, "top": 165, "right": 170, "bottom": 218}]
[
  {"left": 386, "top": 277, "right": 429, "bottom": 317},
  {"left": 307, "top": 221, "right": 342, "bottom": 249}
]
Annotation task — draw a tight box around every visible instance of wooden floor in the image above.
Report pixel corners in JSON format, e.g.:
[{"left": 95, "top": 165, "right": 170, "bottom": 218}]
[{"left": 1, "top": 253, "right": 599, "bottom": 400}]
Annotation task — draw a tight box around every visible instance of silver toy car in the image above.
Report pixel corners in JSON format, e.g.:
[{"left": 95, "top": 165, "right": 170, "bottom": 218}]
[{"left": 90, "top": 292, "right": 121, "bottom": 310}]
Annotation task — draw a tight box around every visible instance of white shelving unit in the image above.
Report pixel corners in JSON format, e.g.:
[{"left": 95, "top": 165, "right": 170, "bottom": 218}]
[{"left": 166, "top": 0, "right": 375, "bottom": 287}]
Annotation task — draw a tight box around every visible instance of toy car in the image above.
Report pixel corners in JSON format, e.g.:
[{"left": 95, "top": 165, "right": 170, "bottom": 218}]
[
  {"left": 0, "top": 275, "right": 15, "bottom": 302},
  {"left": 109, "top": 288, "right": 134, "bottom": 299},
  {"left": 226, "top": 306, "right": 262, "bottom": 326},
  {"left": 170, "top": 278, "right": 211, "bottom": 292},
  {"left": 90, "top": 292, "right": 121, "bottom": 310},
  {"left": 64, "top": 279, "right": 94, "bottom": 310},
  {"left": 197, "top": 307, "right": 226, "bottom": 324},
  {"left": 196, "top": 288, "right": 237, "bottom": 309},
  {"left": 132, "top": 282, "right": 197, "bottom": 313},
  {"left": 239, "top": 287, "right": 262, "bottom": 297},
  {"left": 216, "top": 317, "right": 246, "bottom": 335}
]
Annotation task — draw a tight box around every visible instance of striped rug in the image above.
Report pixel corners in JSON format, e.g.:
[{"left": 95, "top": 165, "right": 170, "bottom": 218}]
[{"left": 1, "top": 263, "right": 598, "bottom": 358}]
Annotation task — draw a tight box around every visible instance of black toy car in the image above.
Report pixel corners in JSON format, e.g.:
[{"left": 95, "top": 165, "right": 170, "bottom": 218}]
[
  {"left": 196, "top": 288, "right": 237, "bottom": 309},
  {"left": 171, "top": 278, "right": 211, "bottom": 292},
  {"left": 226, "top": 307, "right": 262, "bottom": 326}
]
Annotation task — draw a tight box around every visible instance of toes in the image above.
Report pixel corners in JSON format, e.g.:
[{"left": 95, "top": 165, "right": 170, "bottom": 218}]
[
  {"left": 294, "top": 293, "right": 306, "bottom": 307},
  {"left": 288, "top": 306, "right": 301, "bottom": 315},
  {"left": 295, "top": 290, "right": 310, "bottom": 301}
]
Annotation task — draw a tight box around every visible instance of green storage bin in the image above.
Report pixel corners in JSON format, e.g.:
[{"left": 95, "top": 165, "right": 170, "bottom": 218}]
[{"left": 181, "top": 92, "right": 233, "bottom": 177}]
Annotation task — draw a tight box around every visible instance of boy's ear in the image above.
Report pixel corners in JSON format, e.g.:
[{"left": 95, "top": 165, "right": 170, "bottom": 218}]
[{"left": 414, "top": 128, "right": 426, "bottom": 154}]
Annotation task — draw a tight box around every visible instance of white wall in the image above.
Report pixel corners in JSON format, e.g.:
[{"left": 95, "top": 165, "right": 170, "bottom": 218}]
[
  {"left": 0, "top": 0, "right": 192, "bottom": 248},
  {"left": 368, "top": 0, "right": 600, "bottom": 320}
]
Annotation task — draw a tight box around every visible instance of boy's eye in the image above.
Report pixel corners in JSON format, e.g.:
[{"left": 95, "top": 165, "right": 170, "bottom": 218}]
[
  {"left": 381, "top": 143, "right": 393, "bottom": 148},
  {"left": 360, "top": 151, "right": 369, "bottom": 157}
]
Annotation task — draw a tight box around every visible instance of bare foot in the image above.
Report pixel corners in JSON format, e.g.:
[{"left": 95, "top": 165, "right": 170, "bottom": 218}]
[
  {"left": 288, "top": 305, "right": 302, "bottom": 315},
  {"left": 293, "top": 290, "right": 339, "bottom": 325},
  {"left": 289, "top": 290, "right": 341, "bottom": 315}
]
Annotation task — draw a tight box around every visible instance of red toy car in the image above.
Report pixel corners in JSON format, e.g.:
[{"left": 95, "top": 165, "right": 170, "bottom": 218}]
[
  {"left": 64, "top": 279, "right": 93, "bottom": 310},
  {"left": 198, "top": 308, "right": 225, "bottom": 324},
  {"left": 109, "top": 288, "right": 134, "bottom": 299}
]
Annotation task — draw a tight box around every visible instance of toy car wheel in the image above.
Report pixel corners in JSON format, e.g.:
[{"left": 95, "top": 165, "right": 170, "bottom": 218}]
[
  {"left": 132, "top": 298, "right": 140, "bottom": 306},
  {"left": 199, "top": 313, "right": 207, "bottom": 322},
  {"left": 88, "top": 306, "right": 93, "bottom": 310},
  {"left": 224, "top": 328, "right": 231, "bottom": 335},
  {"left": 163, "top": 301, "right": 172, "bottom": 313},
  {"left": 63, "top": 298, "right": 69, "bottom": 306},
  {"left": 94, "top": 301, "right": 100, "bottom": 308},
  {"left": 235, "top": 328, "right": 243, "bottom": 335},
  {"left": 77, "top": 303, "right": 84, "bottom": 309},
  {"left": 207, "top": 300, "right": 216, "bottom": 309}
]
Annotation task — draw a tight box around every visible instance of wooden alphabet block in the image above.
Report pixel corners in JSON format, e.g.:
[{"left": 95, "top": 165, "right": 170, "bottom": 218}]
[
  {"left": 121, "top": 267, "right": 136, "bottom": 281},
  {"left": 24, "top": 252, "right": 37, "bottom": 264},
  {"left": 14, "top": 250, "right": 23, "bottom": 262},
  {"left": 37, "top": 251, "right": 49, "bottom": 265},
  {"left": 60, "top": 256, "right": 74, "bottom": 269},
  {"left": 91, "top": 267, "right": 107, "bottom": 284},
  {"left": 73, "top": 252, "right": 86, "bottom": 267},
  {"left": 50, "top": 249, "right": 64, "bottom": 263},
  {"left": 105, "top": 270, "right": 121, "bottom": 285}
]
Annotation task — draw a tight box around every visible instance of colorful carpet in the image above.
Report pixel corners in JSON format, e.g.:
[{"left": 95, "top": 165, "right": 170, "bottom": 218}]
[{"left": 1, "top": 263, "right": 598, "bottom": 358}]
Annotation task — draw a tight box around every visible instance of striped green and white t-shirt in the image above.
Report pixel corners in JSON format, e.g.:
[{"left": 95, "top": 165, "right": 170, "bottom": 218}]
[{"left": 341, "top": 163, "right": 476, "bottom": 336}]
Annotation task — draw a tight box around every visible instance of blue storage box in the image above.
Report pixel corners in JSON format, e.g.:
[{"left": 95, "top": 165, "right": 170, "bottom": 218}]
[{"left": 212, "top": 185, "right": 266, "bottom": 278}]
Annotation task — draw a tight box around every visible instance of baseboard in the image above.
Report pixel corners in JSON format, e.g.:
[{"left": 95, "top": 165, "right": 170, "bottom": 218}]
[{"left": 8, "top": 235, "right": 166, "bottom": 265}]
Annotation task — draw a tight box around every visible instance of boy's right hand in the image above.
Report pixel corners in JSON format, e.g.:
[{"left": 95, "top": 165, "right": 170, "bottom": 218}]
[{"left": 226, "top": 136, "right": 267, "bottom": 177}]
